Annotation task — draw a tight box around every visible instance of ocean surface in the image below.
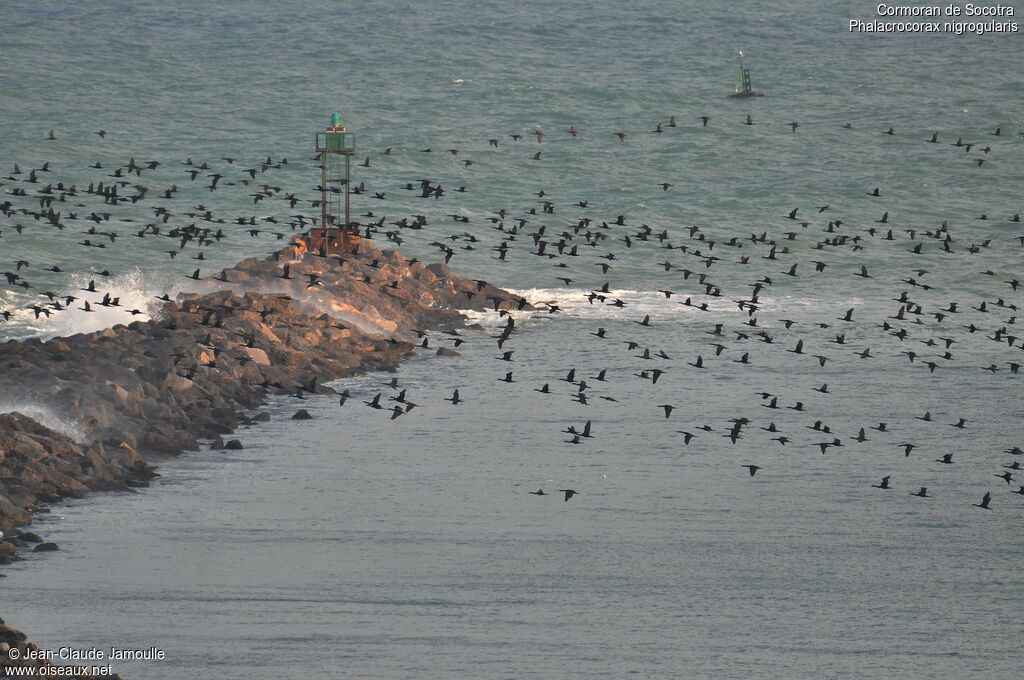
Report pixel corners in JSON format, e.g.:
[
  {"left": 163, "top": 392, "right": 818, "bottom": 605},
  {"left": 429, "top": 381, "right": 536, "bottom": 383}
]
[{"left": 2, "top": 1, "right": 1023, "bottom": 677}]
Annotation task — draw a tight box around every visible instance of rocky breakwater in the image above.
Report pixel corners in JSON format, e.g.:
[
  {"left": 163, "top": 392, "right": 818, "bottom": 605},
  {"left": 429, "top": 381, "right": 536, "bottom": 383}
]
[{"left": 0, "top": 235, "right": 525, "bottom": 673}]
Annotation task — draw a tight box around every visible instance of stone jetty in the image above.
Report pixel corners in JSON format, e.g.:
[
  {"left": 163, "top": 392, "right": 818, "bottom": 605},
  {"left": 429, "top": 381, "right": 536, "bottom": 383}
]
[{"left": 0, "top": 236, "right": 525, "bottom": 674}]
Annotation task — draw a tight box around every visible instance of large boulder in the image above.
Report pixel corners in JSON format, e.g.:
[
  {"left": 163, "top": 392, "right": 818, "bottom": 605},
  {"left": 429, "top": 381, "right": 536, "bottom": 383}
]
[
  {"left": 162, "top": 374, "right": 195, "bottom": 392},
  {"left": 241, "top": 347, "right": 270, "bottom": 365}
]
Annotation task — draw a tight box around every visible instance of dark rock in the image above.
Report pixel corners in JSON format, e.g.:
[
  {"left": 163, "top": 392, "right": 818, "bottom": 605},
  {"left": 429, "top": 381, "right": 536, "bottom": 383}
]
[
  {"left": 224, "top": 439, "right": 244, "bottom": 450},
  {"left": 291, "top": 409, "right": 313, "bottom": 420},
  {"left": 140, "top": 430, "right": 182, "bottom": 455},
  {"left": 128, "top": 462, "right": 160, "bottom": 481},
  {"left": 32, "top": 542, "right": 59, "bottom": 552},
  {"left": 16, "top": 532, "right": 42, "bottom": 544},
  {"left": 426, "top": 262, "right": 450, "bottom": 277},
  {"left": 253, "top": 412, "right": 271, "bottom": 422},
  {"left": 436, "top": 348, "right": 460, "bottom": 357}
]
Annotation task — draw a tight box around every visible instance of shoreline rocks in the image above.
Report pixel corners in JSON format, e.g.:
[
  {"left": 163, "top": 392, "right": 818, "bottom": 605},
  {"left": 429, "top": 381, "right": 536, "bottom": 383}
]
[
  {"left": 0, "top": 236, "right": 528, "bottom": 675},
  {"left": 0, "top": 235, "right": 523, "bottom": 536}
]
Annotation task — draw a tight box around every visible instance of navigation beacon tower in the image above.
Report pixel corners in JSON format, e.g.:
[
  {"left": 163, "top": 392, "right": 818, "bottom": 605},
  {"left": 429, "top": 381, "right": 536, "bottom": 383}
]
[{"left": 309, "top": 112, "right": 358, "bottom": 254}]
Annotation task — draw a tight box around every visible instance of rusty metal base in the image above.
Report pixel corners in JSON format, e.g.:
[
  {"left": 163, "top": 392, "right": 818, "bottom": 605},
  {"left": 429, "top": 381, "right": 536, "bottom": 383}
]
[{"left": 308, "top": 228, "right": 359, "bottom": 255}]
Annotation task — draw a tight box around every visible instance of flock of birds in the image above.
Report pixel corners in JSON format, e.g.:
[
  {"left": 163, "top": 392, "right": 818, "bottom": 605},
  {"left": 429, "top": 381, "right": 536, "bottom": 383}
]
[{"left": 2, "top": 113, "right": 1023, "bottom": 511}]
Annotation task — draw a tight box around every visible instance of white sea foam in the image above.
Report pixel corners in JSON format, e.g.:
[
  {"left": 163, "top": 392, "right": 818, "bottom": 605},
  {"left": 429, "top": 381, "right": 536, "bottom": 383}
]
[
  {"left": 504, "top": 287, "right": 741, "bottom": 321},
  {"left": 495, "top": 287, "right": 875, "bottom": 325},
  {"left": 21, "top": 267, "right": 161, "bottom": 340},
  {"left": 0, "top": 401, "right": 88, "bottom": 442}
]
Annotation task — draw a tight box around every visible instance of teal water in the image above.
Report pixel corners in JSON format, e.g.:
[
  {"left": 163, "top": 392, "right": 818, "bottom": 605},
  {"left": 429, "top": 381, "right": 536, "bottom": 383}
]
[{"left": 2, "top": 1, "right": 1023, "bottom": 678}]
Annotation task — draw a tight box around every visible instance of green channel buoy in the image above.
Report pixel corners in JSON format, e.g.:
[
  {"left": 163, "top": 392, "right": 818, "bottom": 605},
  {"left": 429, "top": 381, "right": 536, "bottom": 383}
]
[{"left": 729, "top": 51, "right": 764, "bottom": 98}]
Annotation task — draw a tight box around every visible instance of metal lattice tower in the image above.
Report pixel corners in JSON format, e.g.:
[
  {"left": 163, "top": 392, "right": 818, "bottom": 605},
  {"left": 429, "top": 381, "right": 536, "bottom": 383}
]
[
  {"left": 310, "top": 113, "right": 357, "bottom": 254},
  {"left": 734, "top": 51, "right": 752, "bottom": 95}
]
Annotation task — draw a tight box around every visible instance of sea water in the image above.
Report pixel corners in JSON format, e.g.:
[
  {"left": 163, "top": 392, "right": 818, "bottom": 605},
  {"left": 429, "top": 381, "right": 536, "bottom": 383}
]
[{"left": 2, "top": 1, "right": 1022, "bottom": 678}]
